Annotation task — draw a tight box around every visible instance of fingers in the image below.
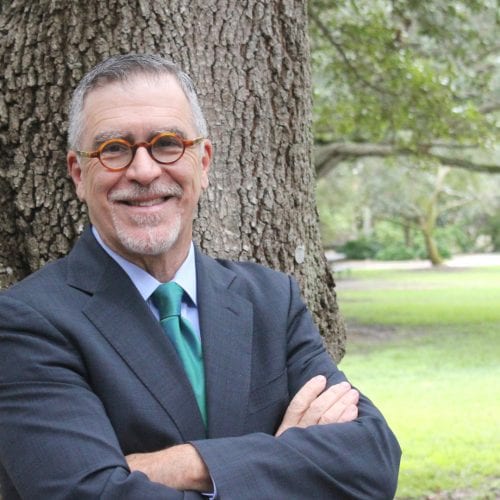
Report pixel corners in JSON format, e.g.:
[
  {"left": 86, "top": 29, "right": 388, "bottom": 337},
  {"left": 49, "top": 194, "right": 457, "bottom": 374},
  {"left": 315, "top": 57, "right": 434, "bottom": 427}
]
[
  {"left": 337, "top": 403, "right": 359, "bottom": 423},
  {"left": 286, "top": 375, "right": 328, "bottom": 419},
  {"left": 276, "top": 377, "right": 360, "bottom": 436},
  {"left": 317, "top": 386, "right": 359, "bottom": 424},
  {"left": 275, "top": 375, "right": 327, "bottom": 436},
  {"left": 299, "top": 381, "right": 355, "bottom": 427}
]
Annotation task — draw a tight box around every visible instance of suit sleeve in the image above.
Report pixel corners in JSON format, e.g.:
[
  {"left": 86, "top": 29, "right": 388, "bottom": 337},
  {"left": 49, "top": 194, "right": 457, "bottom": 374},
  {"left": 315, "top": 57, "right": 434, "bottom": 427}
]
[
  {"left": 190, "top": 276, "right": 402, "bottom": 499},
  {"left": 0, "top": 295, "right": 203, "bottom": 500}
]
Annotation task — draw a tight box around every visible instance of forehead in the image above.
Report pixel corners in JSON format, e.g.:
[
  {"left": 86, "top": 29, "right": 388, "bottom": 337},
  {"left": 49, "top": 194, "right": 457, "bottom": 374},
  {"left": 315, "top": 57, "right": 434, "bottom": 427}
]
[{"left": 81, "top": 74, "right": 195, "bottom": 141}]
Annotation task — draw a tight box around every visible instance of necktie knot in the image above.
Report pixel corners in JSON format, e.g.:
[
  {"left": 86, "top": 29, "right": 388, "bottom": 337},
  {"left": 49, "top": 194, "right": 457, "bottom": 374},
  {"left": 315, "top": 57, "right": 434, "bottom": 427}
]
[{"left": 152, "top": 282, "right": 184, "bottom": 320}]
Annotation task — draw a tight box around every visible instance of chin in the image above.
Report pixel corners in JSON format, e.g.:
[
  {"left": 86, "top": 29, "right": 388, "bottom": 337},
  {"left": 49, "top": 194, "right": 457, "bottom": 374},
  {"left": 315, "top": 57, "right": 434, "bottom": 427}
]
[{"left": 114, "top": 217, "right": 183, "bottom": 257}]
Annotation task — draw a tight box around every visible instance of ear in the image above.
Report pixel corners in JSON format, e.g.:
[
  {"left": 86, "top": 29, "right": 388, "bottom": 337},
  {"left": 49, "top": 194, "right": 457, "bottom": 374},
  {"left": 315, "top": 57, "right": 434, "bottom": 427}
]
[
  {"left": 200, "top": 139, "right": 212, "bottom": 190},
  {"left": 67, "top": 151, "right": 86, "bottom": 202}
]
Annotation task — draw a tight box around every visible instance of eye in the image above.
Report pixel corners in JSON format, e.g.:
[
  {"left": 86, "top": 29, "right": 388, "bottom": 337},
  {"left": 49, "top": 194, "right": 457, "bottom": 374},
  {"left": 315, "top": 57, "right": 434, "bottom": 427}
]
[
  {"left": 101, "top": 141, "right": 130, "bottom": 158},
  {"left": 154, "top": 134, "right": 183, "bottom": 151}
]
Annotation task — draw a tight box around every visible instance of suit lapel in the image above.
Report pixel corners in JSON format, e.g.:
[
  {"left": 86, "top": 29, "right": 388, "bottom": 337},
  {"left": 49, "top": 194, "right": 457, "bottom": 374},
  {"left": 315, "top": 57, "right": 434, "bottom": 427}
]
[
  {"left": 66, "top": 229, "right": 206, "bottom": 440},
  {"left": 196, "top": 251, "right": 254, "bottom": 438}
]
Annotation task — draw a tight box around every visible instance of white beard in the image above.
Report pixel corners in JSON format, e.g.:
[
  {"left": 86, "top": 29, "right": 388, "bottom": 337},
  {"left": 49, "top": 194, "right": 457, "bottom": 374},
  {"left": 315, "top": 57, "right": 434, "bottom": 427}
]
[
  {"left": 108, "top": 182, "right": 184, "bottom": 256},
  {"left": 110, "top": 209, "right": 183, "bottom": 256}
]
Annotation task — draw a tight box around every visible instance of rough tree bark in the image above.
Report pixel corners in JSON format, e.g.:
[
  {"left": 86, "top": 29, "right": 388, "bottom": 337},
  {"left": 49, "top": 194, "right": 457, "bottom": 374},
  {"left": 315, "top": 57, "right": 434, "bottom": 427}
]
[{"left": 0, "top": 0, "right": 345, "bottom": 359}]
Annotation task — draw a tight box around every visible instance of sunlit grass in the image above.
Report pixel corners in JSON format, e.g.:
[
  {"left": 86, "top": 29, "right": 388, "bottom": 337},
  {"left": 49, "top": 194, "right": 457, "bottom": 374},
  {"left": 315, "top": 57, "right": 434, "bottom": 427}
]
[{"left": 337, "top": 267, "right": 500, "bottom": 499}]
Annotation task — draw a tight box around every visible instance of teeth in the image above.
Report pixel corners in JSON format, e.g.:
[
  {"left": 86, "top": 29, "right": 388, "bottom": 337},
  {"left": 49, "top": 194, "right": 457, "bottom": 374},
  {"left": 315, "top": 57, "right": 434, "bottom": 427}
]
[{"left": 128, "top": 198, "right": 166, "bottom": 207}]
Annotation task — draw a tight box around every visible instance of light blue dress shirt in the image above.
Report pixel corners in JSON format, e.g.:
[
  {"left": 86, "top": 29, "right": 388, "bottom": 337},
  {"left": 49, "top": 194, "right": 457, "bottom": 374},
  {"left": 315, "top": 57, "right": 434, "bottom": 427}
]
[{"left": 92, "top": 227, "right": 201, "bottom": 339}]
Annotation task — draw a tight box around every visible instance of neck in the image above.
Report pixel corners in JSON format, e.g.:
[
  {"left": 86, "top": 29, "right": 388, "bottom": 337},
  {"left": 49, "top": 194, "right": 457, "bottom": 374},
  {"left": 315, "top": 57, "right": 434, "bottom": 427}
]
[
  {"left": 92, "top": 226, "right": 192, "bottom": 283},
  {"left": 135, "top": 244, "right": 190, "bottom": 283}
]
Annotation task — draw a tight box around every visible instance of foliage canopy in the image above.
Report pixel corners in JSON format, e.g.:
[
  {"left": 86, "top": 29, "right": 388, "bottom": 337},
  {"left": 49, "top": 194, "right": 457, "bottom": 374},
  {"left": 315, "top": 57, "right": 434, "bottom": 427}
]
[{"left": 310, "top": 0, "right": 500, "bottom": 173}]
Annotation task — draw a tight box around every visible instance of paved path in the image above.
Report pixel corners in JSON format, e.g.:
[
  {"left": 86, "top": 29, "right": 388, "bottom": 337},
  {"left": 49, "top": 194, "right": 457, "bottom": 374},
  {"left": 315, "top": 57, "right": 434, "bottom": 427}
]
[{"left": 326, "top": 252, "right": 500, "bottom": 271}]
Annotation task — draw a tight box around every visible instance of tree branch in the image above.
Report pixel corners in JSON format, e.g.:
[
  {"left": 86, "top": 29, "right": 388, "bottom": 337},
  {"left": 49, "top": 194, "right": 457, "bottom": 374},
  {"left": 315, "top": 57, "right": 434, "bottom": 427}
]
[
  {"left": 315, "top": 142, "right": 500, "bottom": 177},
  {"left": 479, "top": 101, "right": 500, "bottom": 114}
]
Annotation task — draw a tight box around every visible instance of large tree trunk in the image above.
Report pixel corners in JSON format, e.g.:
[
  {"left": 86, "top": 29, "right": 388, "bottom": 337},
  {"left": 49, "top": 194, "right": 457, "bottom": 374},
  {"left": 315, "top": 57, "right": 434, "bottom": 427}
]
[{"left": 0, "top": 0, "right": 345, "bottom": 359}]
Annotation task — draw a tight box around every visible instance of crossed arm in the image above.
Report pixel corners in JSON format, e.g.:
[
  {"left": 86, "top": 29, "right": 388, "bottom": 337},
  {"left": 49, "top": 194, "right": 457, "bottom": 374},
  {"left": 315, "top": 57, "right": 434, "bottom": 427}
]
[
  {"left": 126, "top": 376, "right": 360, "bottom": 491},
  {"left": 0, "top": 271, "right": 400, "bottom": 498}
]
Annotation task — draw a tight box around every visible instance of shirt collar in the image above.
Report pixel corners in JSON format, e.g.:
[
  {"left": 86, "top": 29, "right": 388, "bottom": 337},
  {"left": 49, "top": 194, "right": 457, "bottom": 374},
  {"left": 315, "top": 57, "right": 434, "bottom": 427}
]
[{"left": 92, "top": 226, "right": 197, "bottom": 305}]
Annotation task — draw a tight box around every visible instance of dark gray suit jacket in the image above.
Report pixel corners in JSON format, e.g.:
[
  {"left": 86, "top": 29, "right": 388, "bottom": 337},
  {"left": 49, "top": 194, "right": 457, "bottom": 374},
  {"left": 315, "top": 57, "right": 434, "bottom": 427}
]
[{"left": 0, "top": 228, "right": 400, "bottom": 499}]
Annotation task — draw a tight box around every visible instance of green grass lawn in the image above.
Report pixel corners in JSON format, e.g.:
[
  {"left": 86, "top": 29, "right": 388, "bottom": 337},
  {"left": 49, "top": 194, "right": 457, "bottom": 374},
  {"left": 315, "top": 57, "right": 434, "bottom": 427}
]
[{"left": 336, "top": 267, "right": 500, "bottom": 499}]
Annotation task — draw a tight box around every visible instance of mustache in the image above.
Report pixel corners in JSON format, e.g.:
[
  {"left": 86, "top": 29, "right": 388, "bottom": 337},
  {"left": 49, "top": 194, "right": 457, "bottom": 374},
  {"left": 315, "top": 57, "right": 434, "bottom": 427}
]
[{"left": 109, "top": 182, "right": 183, "bottom": 201}]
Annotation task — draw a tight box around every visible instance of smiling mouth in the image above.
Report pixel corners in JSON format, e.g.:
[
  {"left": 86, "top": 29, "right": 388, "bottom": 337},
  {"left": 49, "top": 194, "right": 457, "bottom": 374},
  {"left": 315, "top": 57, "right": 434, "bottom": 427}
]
[
  {"left": 121, "top": 196, "right": 174, "bottom": 207},
  {"left": 110, "top": 183, "right": 184, "bottom": 207}
]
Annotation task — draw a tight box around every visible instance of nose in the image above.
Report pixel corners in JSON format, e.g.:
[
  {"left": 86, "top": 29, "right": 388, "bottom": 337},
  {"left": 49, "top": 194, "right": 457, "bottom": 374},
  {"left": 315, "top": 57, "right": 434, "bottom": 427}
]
[{"left": 125, "top": 146, "right": 163, "bottom": 185}]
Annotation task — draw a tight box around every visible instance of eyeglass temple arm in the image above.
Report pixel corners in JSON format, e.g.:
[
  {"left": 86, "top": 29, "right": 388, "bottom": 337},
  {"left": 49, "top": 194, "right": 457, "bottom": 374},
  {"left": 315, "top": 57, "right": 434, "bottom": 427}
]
[
  {"left": 186, "top": 137, "right": 205, "bottom": 146},
  {"left": 76, "top": 150, "right": 99, "bottom": 158}
]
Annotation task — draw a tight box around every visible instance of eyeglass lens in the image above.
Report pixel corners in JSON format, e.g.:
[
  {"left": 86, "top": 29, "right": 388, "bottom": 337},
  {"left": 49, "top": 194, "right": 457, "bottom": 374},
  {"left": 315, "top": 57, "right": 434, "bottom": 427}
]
[{"left": 100, "top": 135, "right": 185, "bottom": 170}]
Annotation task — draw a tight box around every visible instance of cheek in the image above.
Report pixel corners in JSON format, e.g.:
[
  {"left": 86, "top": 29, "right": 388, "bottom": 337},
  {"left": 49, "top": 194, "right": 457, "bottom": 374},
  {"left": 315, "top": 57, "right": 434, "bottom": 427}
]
[
  {"left": 190, "top": 166, "right": 209, "bottom": 192},
  {"left": 80, "top": 167, "right": 119, "bottom": 204}
]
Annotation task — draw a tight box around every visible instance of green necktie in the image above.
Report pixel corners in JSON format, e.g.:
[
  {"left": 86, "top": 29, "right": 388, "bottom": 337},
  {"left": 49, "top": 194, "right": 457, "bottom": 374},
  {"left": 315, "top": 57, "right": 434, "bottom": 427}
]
[{"left": 152, "top": 282, "right": 207, "bottom": 427}]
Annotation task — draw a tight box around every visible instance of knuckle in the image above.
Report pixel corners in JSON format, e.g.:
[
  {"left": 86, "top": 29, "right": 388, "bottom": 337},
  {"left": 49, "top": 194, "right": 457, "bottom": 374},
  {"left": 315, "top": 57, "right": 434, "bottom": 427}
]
[
  {"left": 329, "top": 381, "right": 351, "bottom": 396},
  {"left": 348, "top": 389, "right": 360, "bottom": 401},
  {"left": 318, "top": 414, "right": 333, "bottom": 425},
  {"left": 308, "top": 399, "right": 324, "bottom": 414}
]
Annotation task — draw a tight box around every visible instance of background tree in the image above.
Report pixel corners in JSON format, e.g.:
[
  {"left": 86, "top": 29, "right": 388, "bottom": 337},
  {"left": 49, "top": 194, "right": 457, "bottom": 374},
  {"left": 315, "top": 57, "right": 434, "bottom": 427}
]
[
  {"left": 317, "top": 159, "right": 499, "bottom": 264},
  {"left": 309, "top": 0, "right": 500, "bottom": 176},
  {"left": 0, "top": 1, "right": 345, "bottom": 357},
  {"left": 310, "top": 0, "right": 499, "bottom": 265},
  {"left": 361, "top": 162, "right": 478, "bottom": 265}
]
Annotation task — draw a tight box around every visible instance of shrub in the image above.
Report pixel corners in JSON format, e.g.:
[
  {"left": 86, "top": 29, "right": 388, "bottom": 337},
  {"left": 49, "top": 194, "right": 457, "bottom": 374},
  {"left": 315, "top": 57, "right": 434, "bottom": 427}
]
[
  {"left": 375, "top": 243, "right": 419, "bottom": 261},
  {"left": 338, "top": 238, "right": 380, "bottom": 259}
]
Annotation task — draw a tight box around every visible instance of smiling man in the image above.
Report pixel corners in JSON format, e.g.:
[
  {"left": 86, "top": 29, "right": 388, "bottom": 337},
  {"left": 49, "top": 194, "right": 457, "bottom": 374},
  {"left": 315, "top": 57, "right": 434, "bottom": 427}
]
[
  {"left": 0, "top": 54, "right": 401, "bottom": 499},
  {"left": 67, "top": 71, "right": 211, "bottom": 281}
]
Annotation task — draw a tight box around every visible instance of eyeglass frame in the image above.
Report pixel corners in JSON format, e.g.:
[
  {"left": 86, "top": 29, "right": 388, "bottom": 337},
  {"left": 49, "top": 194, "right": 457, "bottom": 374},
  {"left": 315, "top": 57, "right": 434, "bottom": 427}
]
[{"left": 76, "top": 132, "right": 205, "bottom": 171}]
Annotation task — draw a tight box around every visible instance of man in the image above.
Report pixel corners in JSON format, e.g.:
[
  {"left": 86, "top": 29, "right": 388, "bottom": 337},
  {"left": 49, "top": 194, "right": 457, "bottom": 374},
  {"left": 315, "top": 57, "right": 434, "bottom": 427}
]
[{"left": 0, "top": 54, "right": 401, "bottom": 499}]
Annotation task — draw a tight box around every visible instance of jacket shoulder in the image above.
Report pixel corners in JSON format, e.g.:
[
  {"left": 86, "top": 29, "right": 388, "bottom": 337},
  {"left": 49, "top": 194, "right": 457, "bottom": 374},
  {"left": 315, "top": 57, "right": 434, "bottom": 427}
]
[
  {"left": 1, "top": 257, "right": 69, "bottom": 300},
  {"left": 197, "top": 251, "right": 298, "bottom": 311}
]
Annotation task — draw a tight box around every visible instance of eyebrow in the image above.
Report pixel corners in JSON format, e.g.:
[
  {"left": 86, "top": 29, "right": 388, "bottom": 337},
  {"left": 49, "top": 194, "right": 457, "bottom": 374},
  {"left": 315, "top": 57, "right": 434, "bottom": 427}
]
[
  {"left": 92, "top": 131, "right": 131, "bottom": 149},
  {"left": 92, "top": 128, "right": 189, "bottom": 149},
  {"left": 151, "top": 127, "right": 187, "bottom": 138}
]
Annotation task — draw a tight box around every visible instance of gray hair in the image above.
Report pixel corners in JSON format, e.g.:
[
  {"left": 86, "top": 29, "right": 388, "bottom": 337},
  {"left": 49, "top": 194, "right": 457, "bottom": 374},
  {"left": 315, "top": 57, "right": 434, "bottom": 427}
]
[{"left": 67, "top": 53, "right": 208, "bottom": 149}]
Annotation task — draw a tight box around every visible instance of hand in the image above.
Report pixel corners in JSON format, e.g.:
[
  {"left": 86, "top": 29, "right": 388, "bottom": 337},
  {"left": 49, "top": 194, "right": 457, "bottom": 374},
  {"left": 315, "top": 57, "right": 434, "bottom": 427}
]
[
  {"left": 126, "top": 443, "right": 211, "bottom": 492},
  {"left": 275, "top": 375, "right": 359, "bottom": 436}
]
